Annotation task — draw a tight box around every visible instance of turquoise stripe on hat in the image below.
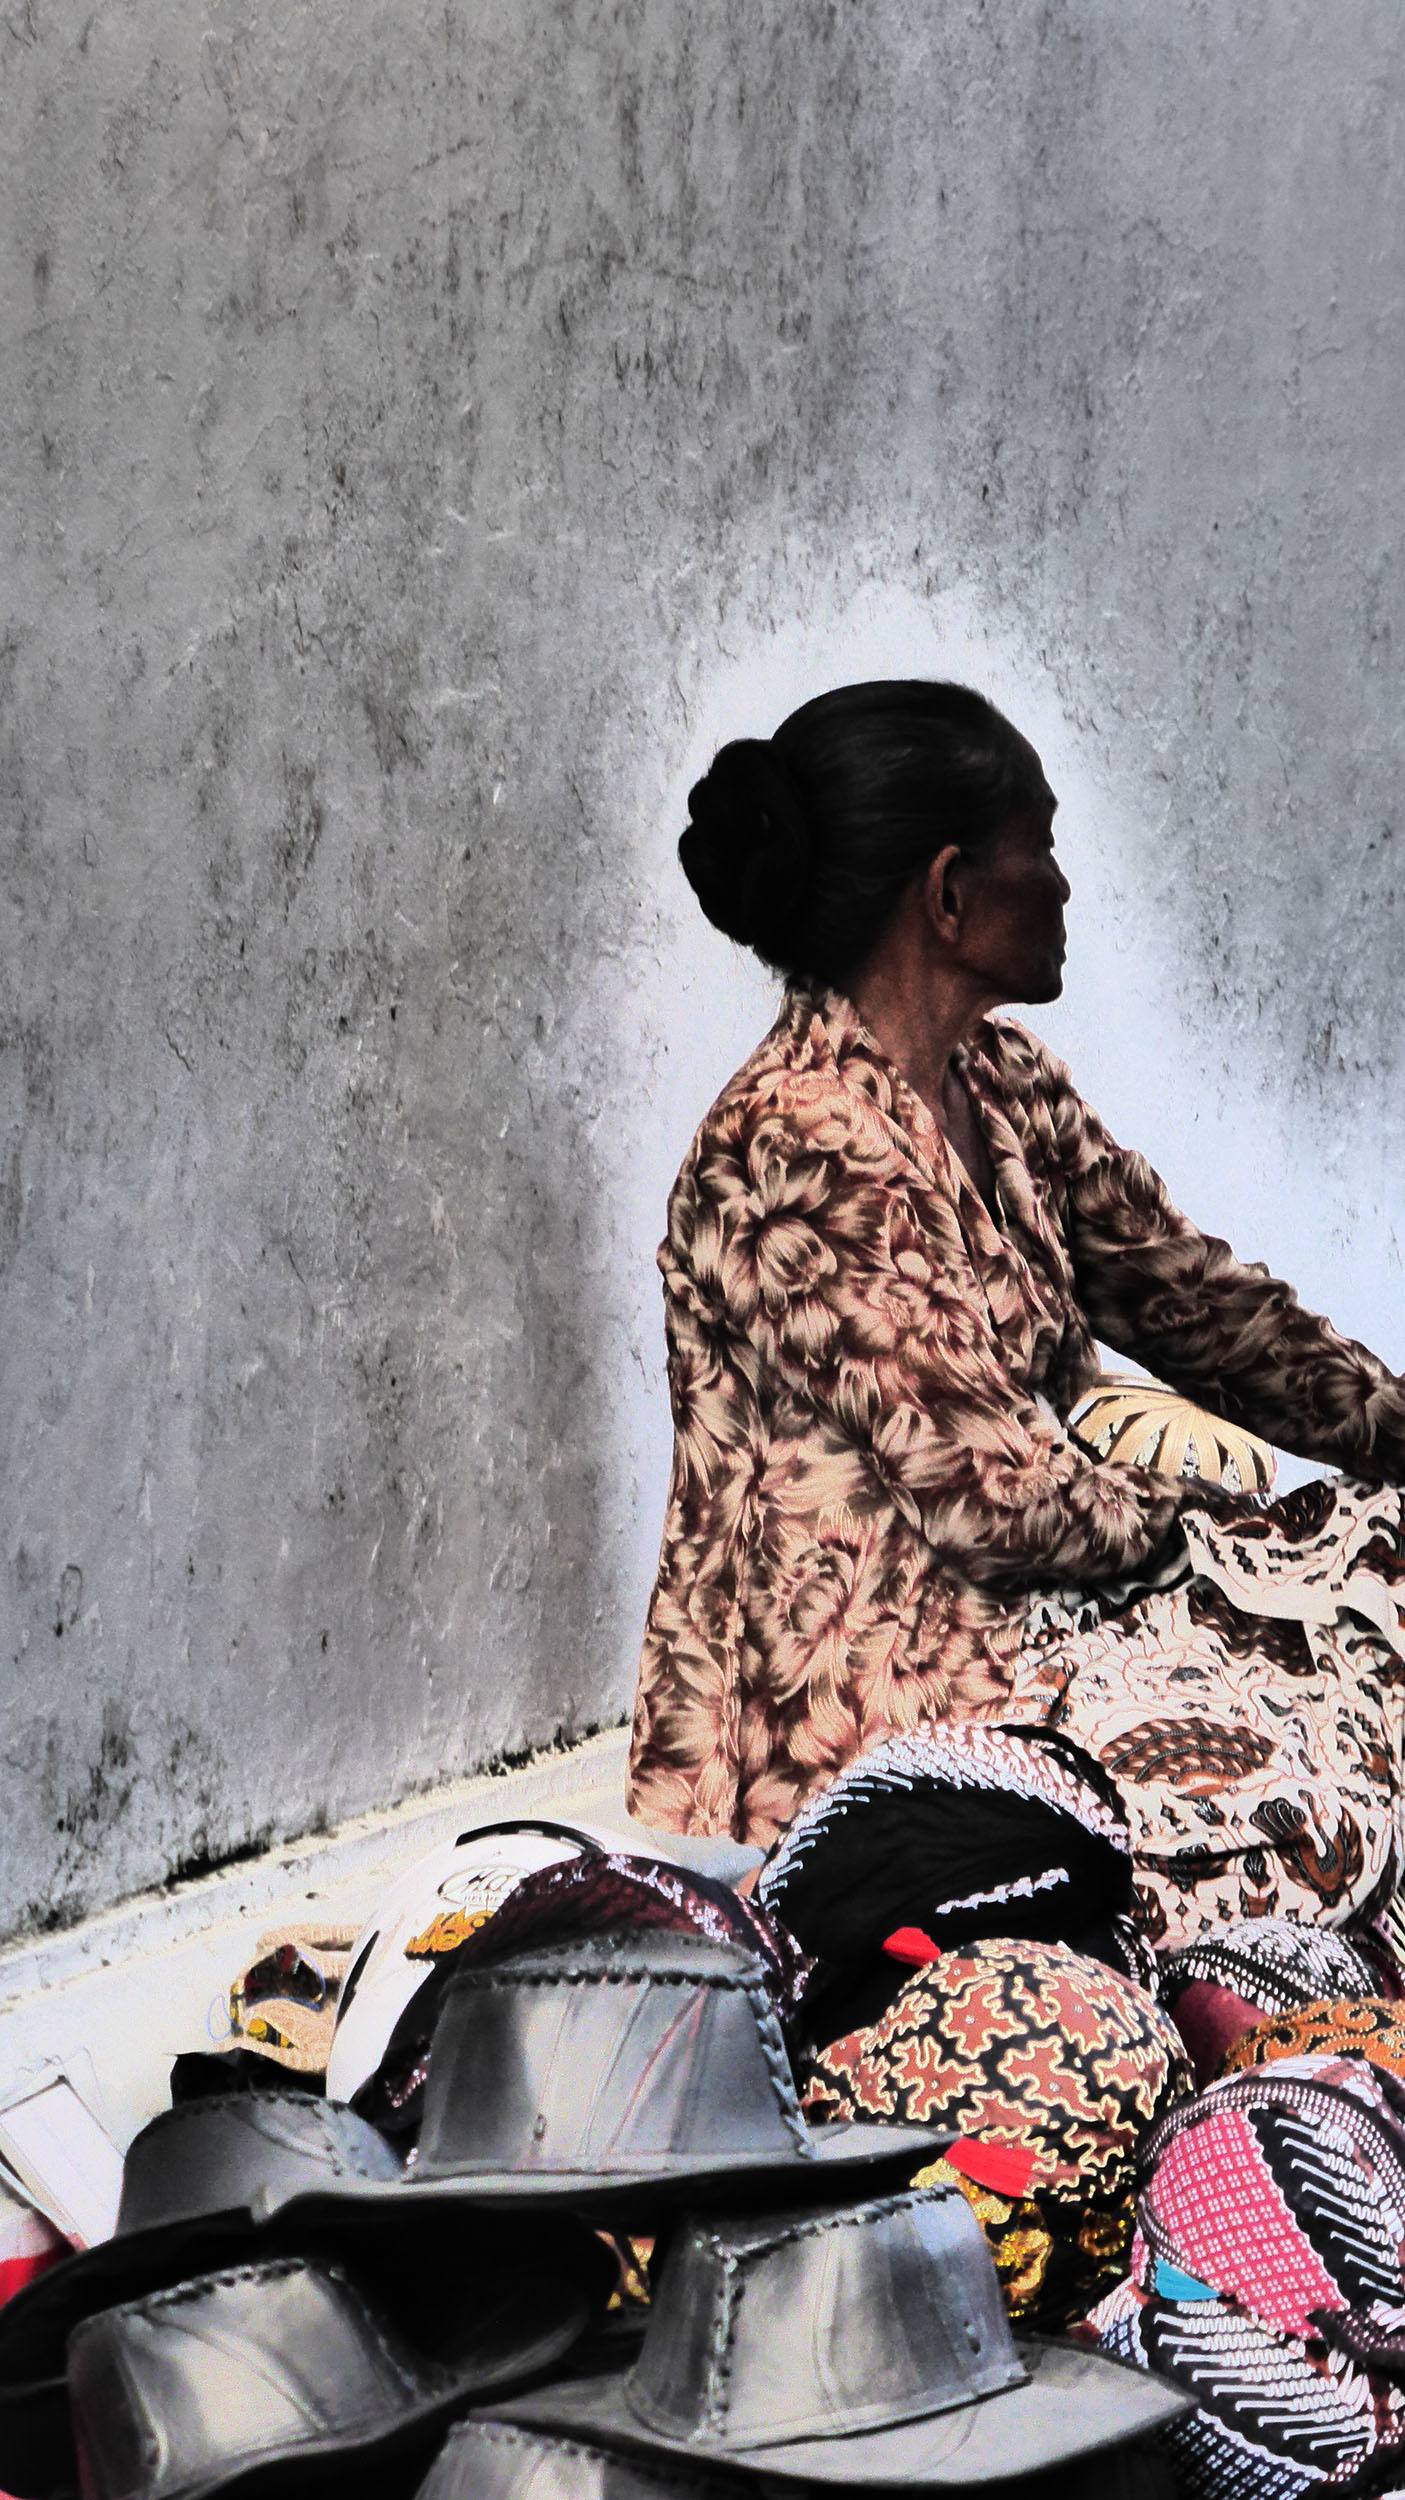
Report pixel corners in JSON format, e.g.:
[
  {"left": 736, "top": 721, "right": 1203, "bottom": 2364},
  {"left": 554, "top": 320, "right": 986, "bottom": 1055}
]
[{"left": 1154, "top": 2259, "right": 1216, "bottom": 2302}]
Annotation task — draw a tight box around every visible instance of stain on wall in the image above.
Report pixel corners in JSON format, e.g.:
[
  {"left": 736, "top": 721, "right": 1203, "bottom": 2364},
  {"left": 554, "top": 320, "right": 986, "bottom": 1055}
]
[{"left": 3, "top": 0, "right": 1403, "bottom": 1936}]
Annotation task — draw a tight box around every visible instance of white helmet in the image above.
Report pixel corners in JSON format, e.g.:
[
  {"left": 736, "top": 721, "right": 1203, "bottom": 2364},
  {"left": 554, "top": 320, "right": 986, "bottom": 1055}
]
[{"left": 325, "top": 1816, "right": 633, "bottom": 2103}]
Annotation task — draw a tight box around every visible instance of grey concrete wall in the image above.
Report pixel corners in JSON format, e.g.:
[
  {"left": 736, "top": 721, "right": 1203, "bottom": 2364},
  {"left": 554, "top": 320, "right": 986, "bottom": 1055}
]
[{"left": 4, "top": 0, "right": 1403, "bottom": 1938}]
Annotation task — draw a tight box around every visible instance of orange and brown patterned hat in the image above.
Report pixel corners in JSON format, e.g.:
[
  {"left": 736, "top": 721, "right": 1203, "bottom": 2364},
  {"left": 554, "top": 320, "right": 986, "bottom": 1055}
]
[{"left": 1222, "top": 1993, "right": 1405, "bottom": 2085}]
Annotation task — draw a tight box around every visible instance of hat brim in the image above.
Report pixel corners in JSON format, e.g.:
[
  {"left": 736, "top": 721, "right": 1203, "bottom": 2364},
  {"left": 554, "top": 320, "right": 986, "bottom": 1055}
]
[
  {"left": 0, "top": 2179, "right": 612, "bottom": 2422},
  {"left": 0, "top": 2377, "right": 75, "bottom": 2500},
  {"left": 487, "top": 2335, "right": 1190, "bottom": 2487},
  {"left": 261, "top": 2118, "right": 939, "bottom": 2229},
  {"left": 102, "top": 2281, "right": 603, "bottom": 2500},
  {"left": 0, "top": 2195, "right": 464, "bottom": 2400},
  {"left": 0, "top": 2210, "right": 268, "bottom": 2398}
]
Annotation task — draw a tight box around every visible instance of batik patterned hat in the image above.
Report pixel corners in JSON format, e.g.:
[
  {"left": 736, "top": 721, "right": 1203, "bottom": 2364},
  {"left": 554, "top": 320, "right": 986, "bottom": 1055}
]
[
  {"left": 757, "top": 1725, "right": 1145, "bottom": 2041},
  {"left": 1223, "top": 1996, "right": 1405, "bottom": 2087},
  {"left": 1089, "top": 2053, "right": 1405, "bottom": 2498},
  {"left": 1158, "top": 1916, "right": 1382, "bottom": 2085},
  {"left": 759, "top": 1724, "right": 1134, "bottom": 1955},
  {"left": 800, "top": 1935, "right": 1191, "bottom": 2327}
]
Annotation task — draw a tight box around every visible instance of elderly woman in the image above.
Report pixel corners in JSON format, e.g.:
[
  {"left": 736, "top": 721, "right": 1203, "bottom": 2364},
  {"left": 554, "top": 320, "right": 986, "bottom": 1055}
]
[{"left": 627, "top": 680, "right": 1405, "bottom": 1948}]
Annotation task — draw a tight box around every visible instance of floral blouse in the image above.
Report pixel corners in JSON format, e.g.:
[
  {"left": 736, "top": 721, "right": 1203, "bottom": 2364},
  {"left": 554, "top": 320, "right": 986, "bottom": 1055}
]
[{"left": 626, "top": 987, "right": 1405, "bottom": 1845}]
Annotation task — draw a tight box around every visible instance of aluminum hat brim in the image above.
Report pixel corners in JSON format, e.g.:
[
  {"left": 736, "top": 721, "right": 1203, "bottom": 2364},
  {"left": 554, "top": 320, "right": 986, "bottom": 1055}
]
[
  {"left": 85, "top": 2292, "right": 603, "bottom": 2500},
  {"left": 0, "top": 2263, "right": 603, "bottom": 2500},
  {"left": 0, "top": 2211, "right": 268, "bottom": 2397},
  {"left": 258, "top": 2118, "right": 939, "bottom": 2229},
  {"left": 0, "top": 2189, "right": 472, "bottom": 2398},
  {"left": 0, "top": 2175, "right": 621, "bottom": 2411},
  {"left": 488, "top": 2336, "right": 1190, "bottom": 2487}
]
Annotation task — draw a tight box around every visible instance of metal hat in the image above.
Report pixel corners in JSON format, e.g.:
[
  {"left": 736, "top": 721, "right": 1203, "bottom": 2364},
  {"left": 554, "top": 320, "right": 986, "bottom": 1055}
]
[
  {"left": 421, "top": 2418, "right": 749, "bottom": 2499},
  {"left": 490, "top": 2184, "right": 1190, "bottom": 2487},
  {"left": 0, "top": 2091, "right": 610, "bottom": 2487},
  {"left": 263, "top": 1932, "right": 937, "bottom": 2228},
  {"left": 359, "top": 1847, "right": 810, "bottom": 2143},
  {"left": 63, "top": 2252, "right": 603, "bottom": 2500}
]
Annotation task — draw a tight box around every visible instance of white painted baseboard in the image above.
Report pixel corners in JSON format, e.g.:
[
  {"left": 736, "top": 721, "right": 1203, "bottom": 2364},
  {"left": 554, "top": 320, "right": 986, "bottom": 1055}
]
[{"left": 0, "top": 1729, "right": 759, "bottom": 2153}]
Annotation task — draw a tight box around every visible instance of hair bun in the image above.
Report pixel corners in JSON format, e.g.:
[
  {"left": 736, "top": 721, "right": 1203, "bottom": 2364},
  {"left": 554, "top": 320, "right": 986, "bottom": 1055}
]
[{"left": 678, "top": 739, "right": 814, "bottom": 963}]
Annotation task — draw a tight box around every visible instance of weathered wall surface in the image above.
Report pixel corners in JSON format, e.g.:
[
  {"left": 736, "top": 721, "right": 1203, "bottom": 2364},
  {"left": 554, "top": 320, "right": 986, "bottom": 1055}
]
[{"left": 4, "top": 1, "right": 1403, "bottom": 1936}]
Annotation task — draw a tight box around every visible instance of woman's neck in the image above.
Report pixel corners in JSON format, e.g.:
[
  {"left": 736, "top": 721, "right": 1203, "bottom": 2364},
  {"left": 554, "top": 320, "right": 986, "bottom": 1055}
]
[{"left": 848, "top": 956, "right": 992, "bottom": 1128}]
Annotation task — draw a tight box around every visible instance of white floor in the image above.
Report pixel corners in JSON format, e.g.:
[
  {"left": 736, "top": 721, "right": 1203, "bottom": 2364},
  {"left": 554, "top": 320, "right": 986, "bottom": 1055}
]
[{"left": 0, "top": 1730, "right": 758, "bottom": 2155}]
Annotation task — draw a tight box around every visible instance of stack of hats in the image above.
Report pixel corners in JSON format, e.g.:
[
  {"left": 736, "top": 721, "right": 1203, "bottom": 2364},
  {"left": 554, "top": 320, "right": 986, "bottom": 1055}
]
[
  {"left": 0, "top": 1824, "right": 1189, "bottom": 2498},
  {"left": 34, "top": 1732, "right": 1405, "bottom": 2495},
  {"left": 751, "top": 1726, "right": 1191, "bottom": 2331},
  {"left": 757, "top": 1722, "right": 1152, "bottom": 2027},
  {"left": 1073, "top": 1908, "right": 1405, "bottom": 2493},
  {"left": 750, "top": 1726, "right": 1405, "bottom": 2491},
  {"left": 1089, "top": 2053, "right": 1405, "bottom": 2495}
]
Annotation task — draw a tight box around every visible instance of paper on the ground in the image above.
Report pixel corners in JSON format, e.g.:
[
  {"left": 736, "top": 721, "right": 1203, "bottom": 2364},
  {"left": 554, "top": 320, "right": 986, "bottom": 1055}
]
[{"left": 0, "top": 2067, "right": 123, "bottom": 2247}]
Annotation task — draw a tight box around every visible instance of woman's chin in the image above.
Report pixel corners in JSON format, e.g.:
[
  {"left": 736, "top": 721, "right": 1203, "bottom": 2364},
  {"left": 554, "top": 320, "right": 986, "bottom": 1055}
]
[{"left": 1021, "top": 959, "right": 1066, "bottom": 1005}]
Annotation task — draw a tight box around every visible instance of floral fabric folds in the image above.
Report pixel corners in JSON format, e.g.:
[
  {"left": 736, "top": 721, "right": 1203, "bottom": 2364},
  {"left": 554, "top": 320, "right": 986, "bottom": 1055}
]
[{"left": 628, "top": 986, "right": 1405, "bottom": 1947}]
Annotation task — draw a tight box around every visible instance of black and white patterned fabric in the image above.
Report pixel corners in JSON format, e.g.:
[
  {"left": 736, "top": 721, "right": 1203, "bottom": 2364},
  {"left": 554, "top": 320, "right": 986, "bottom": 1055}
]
[
  {"left": 757, "top": 1723, "right": 1142, "bottom": 2041},
  {"left": 1089, "top": 2054, "right": 1405, "bottom": 2497}
]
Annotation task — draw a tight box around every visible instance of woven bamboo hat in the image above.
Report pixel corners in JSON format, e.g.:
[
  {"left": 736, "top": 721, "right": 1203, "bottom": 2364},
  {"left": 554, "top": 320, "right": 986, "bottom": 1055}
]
[{"left": 1067, "top": 1372, "right": 1274, "bottom": 1494}]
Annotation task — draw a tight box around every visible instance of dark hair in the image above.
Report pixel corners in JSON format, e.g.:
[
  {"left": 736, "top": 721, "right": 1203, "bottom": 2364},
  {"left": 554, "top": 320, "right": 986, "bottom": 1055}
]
[{"left": 678, "top": 680, "right": 1048, "bottom": 986}]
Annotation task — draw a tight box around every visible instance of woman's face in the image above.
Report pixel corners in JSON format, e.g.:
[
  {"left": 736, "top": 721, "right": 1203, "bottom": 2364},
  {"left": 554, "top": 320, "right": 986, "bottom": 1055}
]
[{"left": 954, "top": 792, "right": 1069, "bottom": 1007}]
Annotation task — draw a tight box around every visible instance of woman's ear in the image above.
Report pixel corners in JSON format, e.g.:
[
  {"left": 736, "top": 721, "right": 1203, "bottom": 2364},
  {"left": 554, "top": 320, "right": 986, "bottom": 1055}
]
[{"left": 922, "top": 844, "right": 965, "bottom": 946}]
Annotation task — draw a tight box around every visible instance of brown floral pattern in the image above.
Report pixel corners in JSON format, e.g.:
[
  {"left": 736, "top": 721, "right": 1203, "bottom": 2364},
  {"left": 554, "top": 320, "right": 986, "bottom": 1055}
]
[
  {"left": 1044, "top": 1486, "right": 1405, "bottom": 1944},
  {"left": 627, "top": 987, "right": 1405, "bottom": 1919}
]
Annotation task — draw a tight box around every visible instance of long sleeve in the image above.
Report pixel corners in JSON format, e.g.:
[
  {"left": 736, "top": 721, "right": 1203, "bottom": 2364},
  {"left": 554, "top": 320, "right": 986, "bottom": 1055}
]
[
  {"left": 1036, "top": 1045, "right": 1405, "bottom": 1480},
  {"left": 672, "top": 1078, "right": 1206, "bottom": 1591}
]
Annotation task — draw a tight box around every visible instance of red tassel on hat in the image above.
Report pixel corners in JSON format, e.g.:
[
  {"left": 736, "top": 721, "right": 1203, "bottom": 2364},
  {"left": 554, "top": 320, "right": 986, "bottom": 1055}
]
[
  {"left": 942, "top": 2138, "right": 1038, "bottom": 2199},
  {"left": 882, "top": 1927, "right": 942, "bottom": 1965}
]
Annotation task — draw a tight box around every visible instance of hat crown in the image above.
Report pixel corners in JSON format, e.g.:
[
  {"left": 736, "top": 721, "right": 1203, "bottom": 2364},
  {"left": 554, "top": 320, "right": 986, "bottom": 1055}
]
[
  {"left": 628, "top": 2187, "right": 1024, "bottom": 2451},
  {"left": 417, "top": 1934, "right": 811, "bottom": 2182},
  {"left": 1138, "top": 2055, "right": 1405, "bottom": 2330},
  {"left": 116, "top": 2094, "right": 402, "bottom": 2235},
  {"left": 68, "top": 2262, "right": 422, "bottom": 2500}
]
